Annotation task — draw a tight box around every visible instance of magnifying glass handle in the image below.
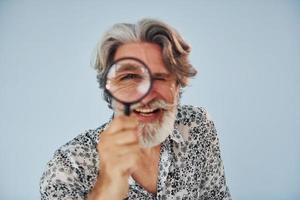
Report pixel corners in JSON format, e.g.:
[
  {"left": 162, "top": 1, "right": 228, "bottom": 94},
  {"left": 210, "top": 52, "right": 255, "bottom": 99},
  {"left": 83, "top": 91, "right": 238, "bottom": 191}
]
[{"left": 124, "top": 104, "right": 131, "bottom": 116}]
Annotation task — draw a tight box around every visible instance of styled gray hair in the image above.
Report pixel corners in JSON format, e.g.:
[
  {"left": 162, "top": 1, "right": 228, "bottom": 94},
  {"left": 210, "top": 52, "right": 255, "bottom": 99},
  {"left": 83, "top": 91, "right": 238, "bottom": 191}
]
[{"left": 93, "top": 18, "right": 197, "bottom": 106}]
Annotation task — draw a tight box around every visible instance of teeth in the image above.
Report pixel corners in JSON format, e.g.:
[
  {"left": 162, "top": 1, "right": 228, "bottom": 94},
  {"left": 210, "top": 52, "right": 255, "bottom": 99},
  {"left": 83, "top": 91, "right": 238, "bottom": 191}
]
[{"left": 135, "top": 107, "right": 157, "bottom": 113}]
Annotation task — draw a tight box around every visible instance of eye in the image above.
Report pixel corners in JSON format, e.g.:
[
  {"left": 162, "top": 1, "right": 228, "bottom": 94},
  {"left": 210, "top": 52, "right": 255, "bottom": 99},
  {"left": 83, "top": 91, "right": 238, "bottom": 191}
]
[{"left": 120, "top": 73, "right": 143, "bottom": 81}]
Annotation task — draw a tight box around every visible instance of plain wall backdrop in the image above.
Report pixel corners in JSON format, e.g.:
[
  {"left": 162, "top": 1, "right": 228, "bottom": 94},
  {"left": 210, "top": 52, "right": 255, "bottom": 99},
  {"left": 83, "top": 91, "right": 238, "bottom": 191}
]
[{"left": 0, "top": 0, "right": 299, "bottom": 199}]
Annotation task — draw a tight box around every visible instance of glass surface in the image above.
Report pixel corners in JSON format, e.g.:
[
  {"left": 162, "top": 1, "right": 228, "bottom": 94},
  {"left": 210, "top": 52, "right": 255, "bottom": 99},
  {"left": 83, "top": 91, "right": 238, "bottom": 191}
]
[{"left": 105, "top": 58, "right": 151, "bottom": 104}]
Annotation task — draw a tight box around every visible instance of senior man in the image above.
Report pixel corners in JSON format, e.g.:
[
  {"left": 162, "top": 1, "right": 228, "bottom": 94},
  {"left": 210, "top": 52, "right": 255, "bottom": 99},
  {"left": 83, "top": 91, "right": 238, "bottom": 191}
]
[{"left": 40, "top": 18, "right": 231, "bottom": 199}]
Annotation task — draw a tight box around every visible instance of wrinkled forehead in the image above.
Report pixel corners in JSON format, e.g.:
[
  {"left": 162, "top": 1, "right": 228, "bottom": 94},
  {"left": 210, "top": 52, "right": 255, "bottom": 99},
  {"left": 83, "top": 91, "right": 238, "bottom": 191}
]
[{"left": 113, "top": 42, "right": 171, "bottom": 75}]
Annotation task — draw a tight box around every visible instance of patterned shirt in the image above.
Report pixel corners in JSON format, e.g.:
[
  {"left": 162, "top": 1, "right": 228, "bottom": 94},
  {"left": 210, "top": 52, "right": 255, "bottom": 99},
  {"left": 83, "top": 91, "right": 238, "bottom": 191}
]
[{"left": 40, "top": 105, "right": 231, "bottom": 199}]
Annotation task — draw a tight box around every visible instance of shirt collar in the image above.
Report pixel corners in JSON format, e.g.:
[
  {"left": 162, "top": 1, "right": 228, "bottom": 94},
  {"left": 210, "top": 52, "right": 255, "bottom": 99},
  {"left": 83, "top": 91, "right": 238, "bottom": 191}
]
[
  {"left": 169, "top": 126, "right": 185, "bottom": 144},
  {"left": 168, "top": 104, "right": 185, "bottom": 144}
]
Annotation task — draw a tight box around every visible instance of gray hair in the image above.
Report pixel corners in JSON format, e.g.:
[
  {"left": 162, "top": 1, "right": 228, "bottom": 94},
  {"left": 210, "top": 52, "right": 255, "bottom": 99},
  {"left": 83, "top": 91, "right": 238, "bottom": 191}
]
[{"left": 93, "top": 18, "right": 197, "bottom": 106}]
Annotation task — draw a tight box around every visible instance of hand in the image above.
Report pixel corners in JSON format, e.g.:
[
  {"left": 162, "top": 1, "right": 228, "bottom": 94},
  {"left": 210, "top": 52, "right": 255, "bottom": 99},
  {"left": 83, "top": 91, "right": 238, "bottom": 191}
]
[{"left": 88, "top": 115, "right": 142, "bottom": 200}]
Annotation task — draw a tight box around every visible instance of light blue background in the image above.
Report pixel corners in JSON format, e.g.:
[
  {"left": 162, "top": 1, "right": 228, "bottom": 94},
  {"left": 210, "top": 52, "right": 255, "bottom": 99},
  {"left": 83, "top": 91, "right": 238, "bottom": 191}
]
[{"left": 0, "top": 1, "right": 299, "bottom": 199}]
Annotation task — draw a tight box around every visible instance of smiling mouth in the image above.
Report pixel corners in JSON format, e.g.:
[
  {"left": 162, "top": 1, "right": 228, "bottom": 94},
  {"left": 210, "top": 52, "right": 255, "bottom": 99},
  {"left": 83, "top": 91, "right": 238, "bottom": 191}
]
[{"left": 133, "top": 107, "right": 162, "bottom": 116}]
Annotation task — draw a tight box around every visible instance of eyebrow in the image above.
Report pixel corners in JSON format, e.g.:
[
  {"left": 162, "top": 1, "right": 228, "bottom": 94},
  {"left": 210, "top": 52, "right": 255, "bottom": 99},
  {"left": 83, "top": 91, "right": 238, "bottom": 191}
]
[
  {"left": 152, "top": 73, "right": 172, "bottom": 78},
  {"left": 115, "top": 63, "right": 144, "bottom": 73}
]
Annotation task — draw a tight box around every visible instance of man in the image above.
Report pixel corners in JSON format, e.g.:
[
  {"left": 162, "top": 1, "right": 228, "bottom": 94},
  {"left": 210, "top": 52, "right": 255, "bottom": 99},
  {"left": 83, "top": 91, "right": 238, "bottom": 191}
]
[{"left": 40, "top": 18, "right": 231, "bottom": 199}]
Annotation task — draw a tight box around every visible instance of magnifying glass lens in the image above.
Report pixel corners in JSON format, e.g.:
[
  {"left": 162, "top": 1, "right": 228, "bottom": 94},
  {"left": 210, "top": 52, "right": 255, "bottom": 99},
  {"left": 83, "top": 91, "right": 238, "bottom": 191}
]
[{"left": 105, "top": 58, "right": 151, "bottom": 104}]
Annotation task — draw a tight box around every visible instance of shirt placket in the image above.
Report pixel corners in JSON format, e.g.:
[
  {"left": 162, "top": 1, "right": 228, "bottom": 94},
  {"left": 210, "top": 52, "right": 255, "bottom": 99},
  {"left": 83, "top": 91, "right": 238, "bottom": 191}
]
[
  {"left": 156, "top": 137, "right": 173, "bottom": 199},
  {"left": 126, "top": 137, "right": 174, "bottom": 200}
]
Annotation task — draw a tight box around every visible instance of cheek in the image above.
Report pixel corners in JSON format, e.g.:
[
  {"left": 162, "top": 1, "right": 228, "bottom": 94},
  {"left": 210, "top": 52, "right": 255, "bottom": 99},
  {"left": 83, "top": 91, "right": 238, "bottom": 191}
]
[
  {"left": 169, "top": 86, "right": 180, "bottom": 103},
  {"left": 154, "top": 83, "right": 179, "bottom": 103}
]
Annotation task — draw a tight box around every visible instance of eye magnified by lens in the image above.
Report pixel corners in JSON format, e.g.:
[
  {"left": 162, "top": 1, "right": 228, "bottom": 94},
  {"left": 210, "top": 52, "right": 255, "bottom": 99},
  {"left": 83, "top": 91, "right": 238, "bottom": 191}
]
[{"left": 105, "top": 57, "right": 153, "bottom": 115}]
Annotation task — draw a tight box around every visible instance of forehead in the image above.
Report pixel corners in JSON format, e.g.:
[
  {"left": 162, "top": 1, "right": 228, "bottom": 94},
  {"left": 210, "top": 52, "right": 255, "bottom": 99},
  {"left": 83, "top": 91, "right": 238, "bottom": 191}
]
[{"left": 113, "top": 42, "right": 169, "bottom": 74}]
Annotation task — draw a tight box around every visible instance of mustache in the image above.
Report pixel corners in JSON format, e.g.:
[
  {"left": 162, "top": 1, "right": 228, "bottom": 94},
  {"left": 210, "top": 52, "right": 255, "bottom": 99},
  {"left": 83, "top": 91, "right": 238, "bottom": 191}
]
[{"left": 132, "top": 99, "right": 175, "bottom": 111}]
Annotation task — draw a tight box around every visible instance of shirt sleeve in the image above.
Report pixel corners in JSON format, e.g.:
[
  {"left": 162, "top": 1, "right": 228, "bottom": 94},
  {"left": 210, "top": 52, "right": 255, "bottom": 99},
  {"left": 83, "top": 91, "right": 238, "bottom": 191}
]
[
  {"left": 198, "top": 114, "right": 231, "bottom": 200},
  {"left": 40, "top": 127, "right": 105, "bottom": 200},
  {"left": 40, "top": 149, "right": 88, "bottom": 200}
]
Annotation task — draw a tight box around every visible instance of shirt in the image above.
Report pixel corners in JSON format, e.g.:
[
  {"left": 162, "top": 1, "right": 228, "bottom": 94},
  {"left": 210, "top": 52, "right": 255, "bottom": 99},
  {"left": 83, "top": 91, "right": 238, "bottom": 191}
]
[{"left": 40, "top": 105, "right": 231, "bottom": 199}]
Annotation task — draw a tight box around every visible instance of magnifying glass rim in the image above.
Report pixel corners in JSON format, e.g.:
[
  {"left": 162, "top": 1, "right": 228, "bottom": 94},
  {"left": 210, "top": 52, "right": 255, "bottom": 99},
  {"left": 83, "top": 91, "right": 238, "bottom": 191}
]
[{"left": 104, "top": 56, "right": 153, "bottom": 105}]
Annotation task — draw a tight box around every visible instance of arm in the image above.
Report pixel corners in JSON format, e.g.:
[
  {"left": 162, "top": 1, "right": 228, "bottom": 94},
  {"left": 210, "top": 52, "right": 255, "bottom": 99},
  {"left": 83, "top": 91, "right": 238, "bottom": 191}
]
[
  {"left": 198, "top": 118, "right": 231, "bottom": 200},
  {"left": 87, "top": 115, "right": 142, "bottom": 200},
  {"left": 40, "top": 116, "right": 142, "bottom": 200},
  {"left": 40, "top": 149, "right": 86, "bottom": 200}
]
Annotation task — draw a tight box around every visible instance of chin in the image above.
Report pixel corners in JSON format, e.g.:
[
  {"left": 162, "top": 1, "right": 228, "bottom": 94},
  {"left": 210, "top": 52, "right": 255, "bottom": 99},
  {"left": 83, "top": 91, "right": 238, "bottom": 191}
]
[
  {"left": 112, "top": 99, "right": 178, "bottom": 148},
  {"left": 138, "top": 106, "right": 177, "bottom": 148}
]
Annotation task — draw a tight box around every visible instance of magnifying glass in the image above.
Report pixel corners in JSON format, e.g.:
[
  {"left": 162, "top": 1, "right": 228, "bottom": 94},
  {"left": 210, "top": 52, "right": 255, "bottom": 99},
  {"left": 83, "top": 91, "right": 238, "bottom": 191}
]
[{"left": 104, "top": 57, "right": 153, "bottom": 116}]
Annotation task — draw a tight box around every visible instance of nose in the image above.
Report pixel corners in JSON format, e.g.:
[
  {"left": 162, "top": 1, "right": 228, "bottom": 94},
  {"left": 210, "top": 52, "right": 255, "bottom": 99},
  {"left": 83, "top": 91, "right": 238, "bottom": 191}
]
[
  {"left": 140, "top": 83, "right": 158, "bottom": 105},
  {"left": 139, "top": 80, "right": 178, "bottom": 105}
]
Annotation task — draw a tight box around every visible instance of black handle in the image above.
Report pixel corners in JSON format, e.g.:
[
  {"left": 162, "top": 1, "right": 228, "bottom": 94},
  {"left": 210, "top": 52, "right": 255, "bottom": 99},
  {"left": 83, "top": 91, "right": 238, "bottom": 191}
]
[{"left": 124, "top": 104, "right": 131, "bottom": 116}]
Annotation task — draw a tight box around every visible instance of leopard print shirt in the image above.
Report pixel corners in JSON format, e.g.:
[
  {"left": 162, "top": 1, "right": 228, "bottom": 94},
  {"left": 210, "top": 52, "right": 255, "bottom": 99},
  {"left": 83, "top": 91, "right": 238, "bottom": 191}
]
[{"left": 40, "top": 105, "right": 231, "bottom": 199}]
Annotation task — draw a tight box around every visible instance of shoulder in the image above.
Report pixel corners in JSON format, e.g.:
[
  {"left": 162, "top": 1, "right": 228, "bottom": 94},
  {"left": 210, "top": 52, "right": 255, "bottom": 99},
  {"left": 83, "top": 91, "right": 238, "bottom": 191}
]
[
  {"left": 59, "top": 124, "right": 105, "bottom": 153},
  {"left": 43, "top": 122, "right": 107, "bottom": 169},
  {"left": 40, "top": 123, "right": 107, "bottom": 199},
  {"left": 176, "top": 104, "right": 214, "bottom": 130},
  {"left": 51, "top": 123, "right": 107, "bottom": 162},
  {"left": 175, "top": 104, "right": 218, "bottom": 143},
  {"left": 176, "top": 104, "right": 212, "bottom": 122}
]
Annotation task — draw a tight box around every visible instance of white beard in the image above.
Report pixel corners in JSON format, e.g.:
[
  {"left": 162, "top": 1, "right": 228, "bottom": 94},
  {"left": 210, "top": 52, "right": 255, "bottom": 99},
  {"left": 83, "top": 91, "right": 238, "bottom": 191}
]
[
  {"left": 137, "top": 102, "right": 177, "bottom": 148},
  {"left": 112, "top": 99, "right": 178, "bottom": 148}
]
